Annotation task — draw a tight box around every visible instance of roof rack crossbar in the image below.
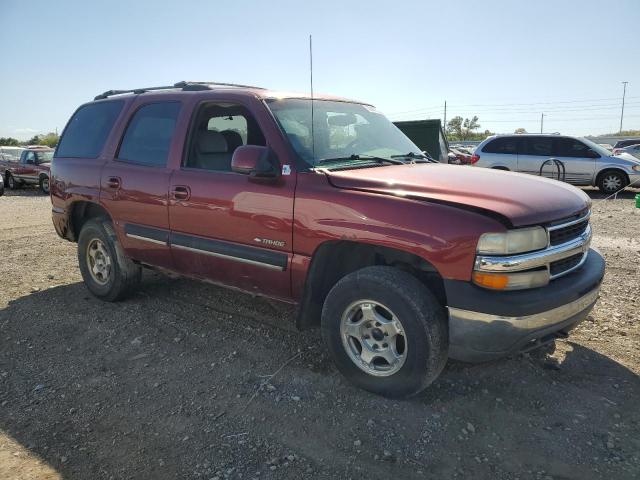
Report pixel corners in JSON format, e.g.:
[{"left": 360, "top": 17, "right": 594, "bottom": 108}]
[{"left": 94, "top": 81, "right": 265, "bottom": 100}]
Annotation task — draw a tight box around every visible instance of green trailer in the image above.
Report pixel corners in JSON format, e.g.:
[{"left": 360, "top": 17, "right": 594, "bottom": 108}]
[{"left": 393, "top": 119, "right": 449, "bottom": 163}]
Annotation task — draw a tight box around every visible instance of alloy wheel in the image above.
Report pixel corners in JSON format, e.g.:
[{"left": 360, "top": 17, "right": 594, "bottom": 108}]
[
  {"left": 86, "top": 238, "right": 112, "bottom": 285},
  {"left": 602, "top": 174, "right": 622, "bottom": 193},
  {"left": 340, "top": 300, "right": 407, "bottom": 377}
]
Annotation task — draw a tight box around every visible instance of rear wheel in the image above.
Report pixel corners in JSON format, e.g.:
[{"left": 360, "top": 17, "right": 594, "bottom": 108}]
[
  {"left": 39, "top": 175, "right": 50, "bottom": 194},
  {"left": 598, "top": 170, "right": 627, "bottom": 194},
  {"left": 7, "top": 174, "right": 20, "bottom": 190},
  {"left": 321, "top": 266, "right": 448, "bottom": 398},
  {"left": 77, "top": 218, "right": 142, "bottom": 301}
]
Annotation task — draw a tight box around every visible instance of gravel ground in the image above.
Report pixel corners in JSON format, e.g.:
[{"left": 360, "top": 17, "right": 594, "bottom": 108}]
[{"left": 0, "top": 187, "right": 638, "bottom": 480}]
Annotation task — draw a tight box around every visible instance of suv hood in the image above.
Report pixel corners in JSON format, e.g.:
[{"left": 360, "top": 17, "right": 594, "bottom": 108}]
[{"left": 326, "top": 164, "right": 590, "bottom": 227}]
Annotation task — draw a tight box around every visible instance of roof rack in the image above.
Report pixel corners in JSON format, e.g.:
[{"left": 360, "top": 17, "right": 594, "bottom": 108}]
[{"left": 94, "top": 81, "right": 265, "bottom": 100}]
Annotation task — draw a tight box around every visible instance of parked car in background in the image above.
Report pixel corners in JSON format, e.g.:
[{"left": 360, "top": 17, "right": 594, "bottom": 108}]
[
  {"left": 51, "top": 81, "right": 604, "bottom": 398},
  {"left": 473, "top": 134, "right": 640, "bottom": 194},
  {"left": 448, "top": 147, "right": 473, "bottom": 165},
  {"left": 0, "top": 146, "right": 53, "bottom": 193},
  {"left": 598, "top": 143, "right": 613, "bottom": 152},
  {"left": 0, "top": 146, "right": 24, "bottom": 162},
  {"left": 613, "top": 144, "right": 640, "bottom": 159},
  {"left": 613, "top": 138, "right": 640, "bottom": 149}
]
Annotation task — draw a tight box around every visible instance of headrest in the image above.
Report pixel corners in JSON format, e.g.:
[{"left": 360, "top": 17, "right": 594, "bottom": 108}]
[
  {"left": 198, "top": 130, "right": 227, "bottom": 153},
  {"left": 220, "top": 130, "right": 243, "bottom": 150}
]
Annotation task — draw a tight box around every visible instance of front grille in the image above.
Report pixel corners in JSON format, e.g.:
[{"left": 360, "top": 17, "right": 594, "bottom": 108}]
[
  {"left": 549, "top": 219, "right": 589, "bottom": 246},
  {"left": 550, "top": 252, "right": 583, "bottom": 276}
]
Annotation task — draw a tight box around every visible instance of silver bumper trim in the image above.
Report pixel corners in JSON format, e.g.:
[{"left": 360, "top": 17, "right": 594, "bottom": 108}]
[{"left": 448, "top": 286, "right": 600, "bottom": 331}]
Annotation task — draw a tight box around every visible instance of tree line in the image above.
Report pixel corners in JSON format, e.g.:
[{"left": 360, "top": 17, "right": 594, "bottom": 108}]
[{"left": 0, "top": 132, "right": 60, "bottom": 148}]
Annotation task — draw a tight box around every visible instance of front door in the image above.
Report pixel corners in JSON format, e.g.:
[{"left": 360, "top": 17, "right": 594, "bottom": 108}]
[
  {"left": 552, "top": 137, "right": 596, "bottom": 185},
  {"left": 100, "top": 99, "right": 183, "bottom": 269},
  {"left": 168, "top": 100, "right": 294, "bottom": 300}
]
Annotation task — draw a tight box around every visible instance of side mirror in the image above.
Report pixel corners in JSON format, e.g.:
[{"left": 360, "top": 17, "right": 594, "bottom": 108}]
[
  {"left": 231, "top": 145, "right": 281, "bottom": 180},
  {"left": 586, "top": 150, "right": 600, "bottom": 159}
]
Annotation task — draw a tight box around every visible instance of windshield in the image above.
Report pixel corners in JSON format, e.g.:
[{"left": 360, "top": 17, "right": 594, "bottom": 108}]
[
  {"left": 266, "top": 99, "right": 422, "bottom": 167},
  {"left": 35, "top": 150, "right": 54, "bottom": 163},
  {"left": 580, "top": 137, "right": 612, "bottom": 157}
]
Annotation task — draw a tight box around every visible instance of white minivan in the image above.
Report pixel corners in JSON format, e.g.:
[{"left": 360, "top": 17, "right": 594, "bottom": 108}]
[{"left": 473, "top": 134, "right": 640, "bottom": 194}]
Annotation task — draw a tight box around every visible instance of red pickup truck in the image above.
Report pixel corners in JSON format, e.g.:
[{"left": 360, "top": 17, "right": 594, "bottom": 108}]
[
  {"left": 50, "top": 81, "right": 604, "bottom": 397},
  {"left": 0, "top": 146, "right": 53, "bottom": 193}
]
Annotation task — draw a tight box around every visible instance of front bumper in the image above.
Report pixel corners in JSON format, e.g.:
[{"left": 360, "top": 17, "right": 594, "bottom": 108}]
[{"left": 445, "top": 248, "right": 605, "bottom": 362}]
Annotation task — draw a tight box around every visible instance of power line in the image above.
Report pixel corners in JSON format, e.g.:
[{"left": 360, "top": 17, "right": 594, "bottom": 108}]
[{"left": 386, "top": 96, "right": 640, "bottom": 116}]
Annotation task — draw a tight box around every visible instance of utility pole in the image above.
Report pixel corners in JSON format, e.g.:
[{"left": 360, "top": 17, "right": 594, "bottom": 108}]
[
  {"left": 443, "top": 101, "right": 447, "bottom": 129},
  {"left": 540, "top": 113, "right": 544, "bottom": 133},
  {"left": 620, "top": 81, "right": 628, "bottom": 134}
]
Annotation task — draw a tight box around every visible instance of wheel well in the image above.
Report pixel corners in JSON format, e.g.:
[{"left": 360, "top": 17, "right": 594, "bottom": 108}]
[
  {"left": 596, "top": 168, "right": 629, "bottom": 186},
  {"left": 296, "top": 241, "right": 446, "bottom": 330},
  {"left": 491, "top": 166, "right": 510, "bottom": 171},
  {"left": 69, "top": 201, "right": 111, "bottom": 241},
  {"left": 39, "top": 172, "right": 48, "bottom": 179}
]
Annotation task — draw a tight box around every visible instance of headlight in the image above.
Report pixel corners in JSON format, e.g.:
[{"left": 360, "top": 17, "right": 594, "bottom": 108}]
[
  {"left": 477, "top": 227, "right": 548, "bottom": 255},
  {"left": 632, "top": 165, "right": 640, "bottom": 172}
]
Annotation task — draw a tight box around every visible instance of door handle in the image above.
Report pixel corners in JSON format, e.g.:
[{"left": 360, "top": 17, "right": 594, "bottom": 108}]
[
  {"left": 106, "top": 176, "right": 121, "bottom": 189},
  {"left": 171, "top": 185, "right": 191, "bottom": 201}
]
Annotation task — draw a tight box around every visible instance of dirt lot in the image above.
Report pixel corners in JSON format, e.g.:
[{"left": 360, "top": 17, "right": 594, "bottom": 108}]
[{"left": 0, "top": 187, "right": 638, "bottom": 480}]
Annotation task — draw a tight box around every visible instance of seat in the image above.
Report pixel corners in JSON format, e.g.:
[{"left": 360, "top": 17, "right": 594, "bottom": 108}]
[
  {"left": 220, "top": 130, "right": 244, "bottom": 156},
  {"left": 194, "top": 130, "right": 230, "bottom": 171}
]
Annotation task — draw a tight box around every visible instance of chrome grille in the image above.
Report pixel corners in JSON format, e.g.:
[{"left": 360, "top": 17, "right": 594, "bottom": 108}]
[
  {"left": 550, "top": 252, "right": 584, "bottom": 276},
  {"left": 549, "top": 218, "right": 589, "bottom": 246}
]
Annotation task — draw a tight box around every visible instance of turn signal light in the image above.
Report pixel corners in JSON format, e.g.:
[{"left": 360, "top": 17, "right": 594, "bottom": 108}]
[
  {"left": 472, "top": 272, "right": 509, "bottom": 290},
  {"left": 470, "top": 154, "right": 480, "bottom": 164}
]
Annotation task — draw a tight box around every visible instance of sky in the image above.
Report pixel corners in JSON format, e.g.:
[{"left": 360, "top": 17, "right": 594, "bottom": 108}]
[{"left": 0, "top": 0, "right": 639, "bottom": 140}]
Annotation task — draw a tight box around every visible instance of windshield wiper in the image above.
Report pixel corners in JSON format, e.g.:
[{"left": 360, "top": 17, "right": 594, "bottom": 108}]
[
  {"left": 315, "top": 154, "right": 405, "bottom": 166},
  {"left": 390, "top": 152, "right": 437, "bottom": 163}
]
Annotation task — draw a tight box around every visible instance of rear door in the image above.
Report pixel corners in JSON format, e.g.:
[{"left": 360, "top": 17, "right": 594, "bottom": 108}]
[
  {"left": 516, "top": 136, "right": 554, "bottom": 177},
  {"left": 552, "top": 137, "right": 596, "bottom": 185},
  {"left": 100, "top": 99, "right": 183, "bottom": 269},
  {"left": 167, "top": 97, "right": 295, "bottom": 300}
]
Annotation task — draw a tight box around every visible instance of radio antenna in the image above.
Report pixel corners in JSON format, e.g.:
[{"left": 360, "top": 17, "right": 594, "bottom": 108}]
[{"left": 309, "top": 34, "right": 315, "bottom": 160}]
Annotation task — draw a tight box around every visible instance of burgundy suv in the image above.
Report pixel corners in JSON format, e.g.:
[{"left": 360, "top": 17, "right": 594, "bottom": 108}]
[{"left": 51, "top": 81, "right": 604, "bottom": 397}]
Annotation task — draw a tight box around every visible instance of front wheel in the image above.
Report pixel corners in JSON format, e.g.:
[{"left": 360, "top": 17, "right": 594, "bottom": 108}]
[
  {"left": 321, "top": 266, "right": 448, "bottom": 398},
  {"left": 77, "top": 218, "right": 142, "bottom": 301},
  {"left": 598, "top": 170, "right": 627, "bottom": 194}
]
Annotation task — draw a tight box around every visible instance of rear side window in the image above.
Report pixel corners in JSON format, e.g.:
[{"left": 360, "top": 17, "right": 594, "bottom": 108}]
[
  {"left": 56, "top": 101, "right": 124, "bottom": 158},
  {"left": 521, "top": 137, "right": 552, "bottom": 156},
  {"left": 117, "top": 102, "right": 181, "bottom": 167},
  {"left": 554, "top": 138, "right": 591, "bottom": 157},
  {"left": 483, "top": 137, "right": 517, "bottom": 154}
]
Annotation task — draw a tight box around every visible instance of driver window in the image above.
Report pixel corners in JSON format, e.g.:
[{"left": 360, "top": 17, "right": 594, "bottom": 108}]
[
  {"left": 185, "top": 103, "right": 265, "bottom": 171},
  {"left": 25, "top": 151, "right": 36, "bottom": 163}
]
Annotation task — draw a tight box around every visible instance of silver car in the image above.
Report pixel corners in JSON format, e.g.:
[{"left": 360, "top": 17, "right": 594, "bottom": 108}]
[
  {"left": 616, "top": 144, "right": 640, "bottom": 160},
  {"left": 473, "top": 134, "right": 640, "bottom": 194}
]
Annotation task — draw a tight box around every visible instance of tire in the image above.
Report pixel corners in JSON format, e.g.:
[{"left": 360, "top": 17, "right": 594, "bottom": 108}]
[
  {"left": 598, "top": 170, "right": 627, "bottom": 194},
  {"left": 321, "top": 266, "right": 448, "bottom": 398},
  {"left": 7, "top": 173, "right": 20, "bottom": 190},
  {"left": 77, "top": 218, "right": 142, "bottom": 301},
  {"left": 39, "top": 175, "right": 50, "bottom": 194}
]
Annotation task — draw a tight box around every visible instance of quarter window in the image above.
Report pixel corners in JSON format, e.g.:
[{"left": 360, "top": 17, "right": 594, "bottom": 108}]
[
  {"left": 56, "top": 101, "right": 124, "bottom": 158},
  {"left": 118, "top": 102, "right": 181, "bottom": 167}
]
